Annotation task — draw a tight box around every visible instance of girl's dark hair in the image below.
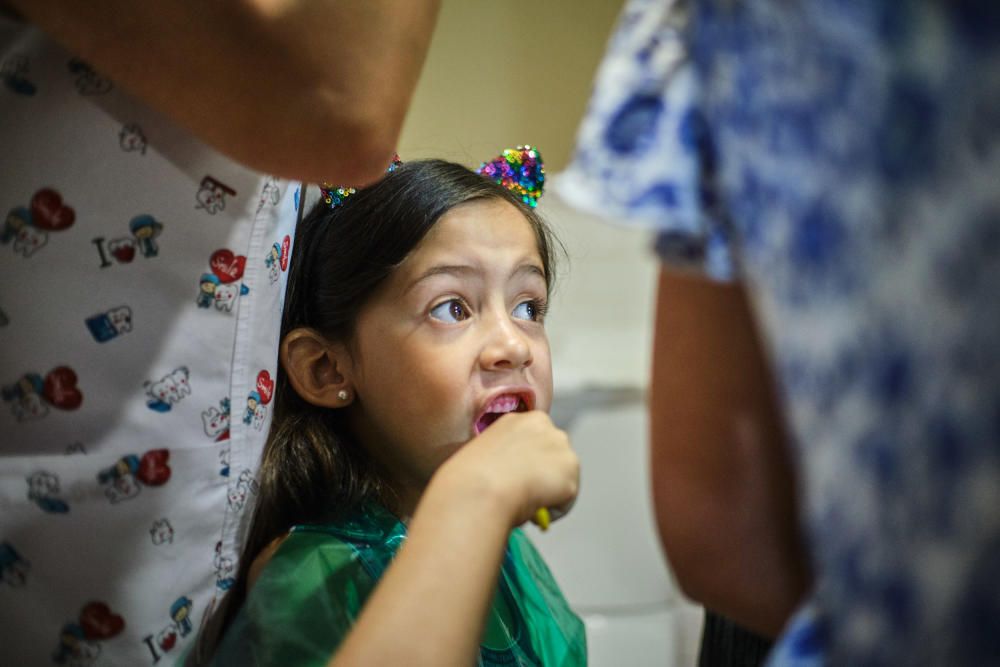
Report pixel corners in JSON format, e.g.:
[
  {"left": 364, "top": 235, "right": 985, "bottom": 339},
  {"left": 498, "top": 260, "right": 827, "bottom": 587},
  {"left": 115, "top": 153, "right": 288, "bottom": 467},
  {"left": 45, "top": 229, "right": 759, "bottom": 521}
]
[{"left": 191, "top": 159, "right": 560, "bottom": 662}]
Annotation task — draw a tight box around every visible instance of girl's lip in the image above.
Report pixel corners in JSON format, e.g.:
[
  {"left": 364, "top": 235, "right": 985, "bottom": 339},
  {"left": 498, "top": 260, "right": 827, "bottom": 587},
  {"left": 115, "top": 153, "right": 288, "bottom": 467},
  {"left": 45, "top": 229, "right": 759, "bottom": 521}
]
[{"left": 473, "top": 389, "right": 535, "bottom": 435}]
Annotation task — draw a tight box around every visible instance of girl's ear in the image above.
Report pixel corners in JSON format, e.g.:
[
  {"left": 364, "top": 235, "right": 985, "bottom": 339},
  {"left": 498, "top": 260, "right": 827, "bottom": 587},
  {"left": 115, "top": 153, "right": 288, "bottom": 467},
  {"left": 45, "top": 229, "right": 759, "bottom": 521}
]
[{"left": 280, "top": 328, "right": 354, "bottom": 408}]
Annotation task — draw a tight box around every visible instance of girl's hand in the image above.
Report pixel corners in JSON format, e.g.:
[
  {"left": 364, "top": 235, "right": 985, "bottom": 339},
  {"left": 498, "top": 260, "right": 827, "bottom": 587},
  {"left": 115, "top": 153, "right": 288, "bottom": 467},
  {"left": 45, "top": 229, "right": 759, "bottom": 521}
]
[{"left": 432, "top": 411, "right": 580, "bottom": 529}]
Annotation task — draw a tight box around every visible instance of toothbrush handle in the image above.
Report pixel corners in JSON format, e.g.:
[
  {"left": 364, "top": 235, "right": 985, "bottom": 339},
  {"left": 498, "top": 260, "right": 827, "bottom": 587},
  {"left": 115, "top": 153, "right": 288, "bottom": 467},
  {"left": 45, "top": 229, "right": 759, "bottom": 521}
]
[{"left": 533, "top": 507, "right": 551, "bottom": 531}]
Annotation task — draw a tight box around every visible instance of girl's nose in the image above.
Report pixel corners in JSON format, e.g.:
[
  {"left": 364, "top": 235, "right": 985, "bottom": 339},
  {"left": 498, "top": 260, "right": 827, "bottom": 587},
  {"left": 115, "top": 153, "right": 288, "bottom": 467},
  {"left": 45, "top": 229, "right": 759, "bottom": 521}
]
[{"left": 480, "top": 312, "right": 533, "bottom": 371}]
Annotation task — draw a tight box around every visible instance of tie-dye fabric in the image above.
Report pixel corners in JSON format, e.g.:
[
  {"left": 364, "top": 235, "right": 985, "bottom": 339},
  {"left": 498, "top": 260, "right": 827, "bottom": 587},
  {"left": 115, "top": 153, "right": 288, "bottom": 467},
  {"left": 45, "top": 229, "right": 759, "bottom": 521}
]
[{"left": 558, "top": 1, "right": 1000, "bottom": 665}]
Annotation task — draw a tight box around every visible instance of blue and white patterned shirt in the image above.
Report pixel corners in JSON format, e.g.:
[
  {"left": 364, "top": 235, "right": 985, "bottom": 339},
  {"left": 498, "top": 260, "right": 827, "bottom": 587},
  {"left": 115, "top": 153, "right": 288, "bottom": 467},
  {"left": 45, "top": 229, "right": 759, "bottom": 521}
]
[{"left": 558, "top": 1, "right": 1000, "bottom": 664}]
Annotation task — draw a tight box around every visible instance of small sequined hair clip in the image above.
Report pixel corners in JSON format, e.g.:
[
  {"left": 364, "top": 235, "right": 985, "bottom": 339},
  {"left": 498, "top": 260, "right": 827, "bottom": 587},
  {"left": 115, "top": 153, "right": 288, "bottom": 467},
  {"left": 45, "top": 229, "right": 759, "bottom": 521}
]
[
  {"left": 319, "top": 148, "right": 544, "bottom": 210},
  {"left": 319, "top": 153, "right": 403, "bottom": 209},
  {"left": 476, "top": 145, "right": 545, "bottom": 208}
]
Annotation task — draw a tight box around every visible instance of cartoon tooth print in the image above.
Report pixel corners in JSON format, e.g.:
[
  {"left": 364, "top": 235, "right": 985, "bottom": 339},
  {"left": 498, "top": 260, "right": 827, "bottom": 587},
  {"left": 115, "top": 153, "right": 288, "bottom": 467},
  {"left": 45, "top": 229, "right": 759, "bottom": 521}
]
[
  {"left": 195, "top": 175, "right": 236, "bottom": 215},
  {"left": 2, "top": 53, "right": 36, "bottom": 95},
  {"left": 3, "top": 366, "right": 84, "bottom": 421},
  {"left": 14, "top": 223, "right": 47, "bottom": 256},
  {"left": 0, "top": 542, "right": 30, "bottom": 587},
  {"left": 119, "top": 122, "right": 147, "bottom": 154},
  {"left": 213, "top": 282, "right": 241, "bottom": 312},
  {"left": 243, "top": 370, "right": 274, "bottom": 430},
  {"left": 85, "top": 305, "right": 132, "bottom": 343},
  {"left": 26, "top": 471, "right": 70, "bottom": 513},
  {"left": 256, "top": 177, "right": 281, "bottom": 213},
  {"left": 202, "top": 397, "right": 231, "bottom": 442},
  {"left": 214, "top": 541, "right": 235, "bottom": 591},
  {"left": 265, "top": 243, "right": 281, "bottom": 283},
  {"left": 142, "top": 594, "right": 195, "bottom": 663},
  {"left": 3, "top": 188, "right": 76, "bottom": 257},
  {"left": 174, "top": 368, "right": 190, "bottom": 396},
  {"left": 3, "top": 373, "right": 47, "bottom": 420},
  {"left": 197, "top": 249, "right": 249, "bottom": 311},
  {"left": 96, "top": 455, "right": 141, "bottom": 503},
  {"left": 145, "top": 367, "right": 191, "bottom": 413},
  {"left": 150, "top": 518, "right": 174, "bottom": 546},
  {"left": 54, "top": 601, "right": 125, "bottom": 666},
  {"left": 97, "top": 449, "right": 172, "bottom": 504},
  {"left": 265, "top": 235, "right": 291, "bottom": 284},
  {"left": 228, "top": 469, "right": 260, "bottom": 512},
  {"left": 67, "top": 58, "right": 113, "bottom": 95}
]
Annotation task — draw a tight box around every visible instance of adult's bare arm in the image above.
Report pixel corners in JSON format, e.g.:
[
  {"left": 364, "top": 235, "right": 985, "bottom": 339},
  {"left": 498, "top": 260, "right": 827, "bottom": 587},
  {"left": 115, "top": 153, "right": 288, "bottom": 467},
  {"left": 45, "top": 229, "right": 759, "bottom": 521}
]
[
  {"left": 9, "top": 0, "right": 440, "bottom": 184},
  {"left": 649, "top": 267, "right": 812, "bottom": 637}
]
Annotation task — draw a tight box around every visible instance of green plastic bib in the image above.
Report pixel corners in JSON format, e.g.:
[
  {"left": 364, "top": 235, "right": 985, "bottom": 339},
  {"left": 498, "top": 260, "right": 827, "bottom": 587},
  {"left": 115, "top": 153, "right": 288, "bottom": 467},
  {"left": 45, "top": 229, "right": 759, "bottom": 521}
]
[{"left": 211, "top": 504, "right": 586, "bottom": 666}]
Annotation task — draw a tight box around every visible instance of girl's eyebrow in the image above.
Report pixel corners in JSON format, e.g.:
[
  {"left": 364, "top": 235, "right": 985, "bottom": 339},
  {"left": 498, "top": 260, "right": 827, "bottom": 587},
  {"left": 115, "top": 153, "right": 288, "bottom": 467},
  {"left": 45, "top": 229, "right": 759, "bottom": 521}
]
[
  {"left": 404, "top": 264, "right": 478, "bottom": 295},
  {"left": 404, "top": 262, "right": 545, "bottom": 295},
  {"left": 512, "top": 263, "right": 546, "bottom": 282}
]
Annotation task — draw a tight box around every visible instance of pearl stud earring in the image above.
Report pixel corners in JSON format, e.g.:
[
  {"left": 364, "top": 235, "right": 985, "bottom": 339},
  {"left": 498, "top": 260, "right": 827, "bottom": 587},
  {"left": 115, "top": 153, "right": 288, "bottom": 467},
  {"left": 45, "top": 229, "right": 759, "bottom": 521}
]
[{"left": 337, "top": 390, "right": 349, "bottom": 401}]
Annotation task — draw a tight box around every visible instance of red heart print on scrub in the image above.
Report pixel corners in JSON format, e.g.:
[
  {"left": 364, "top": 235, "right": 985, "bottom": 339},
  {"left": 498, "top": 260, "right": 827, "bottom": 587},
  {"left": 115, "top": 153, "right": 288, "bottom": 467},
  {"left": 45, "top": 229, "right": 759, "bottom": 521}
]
[
  {"left": 209, "top": 249, "right": 246, "bottom": 284},
  {"left": 30, "top": 188, "right": 76, "bottom": 231},
  {"left": 160, "top": 629, "right": 177, "bottom": 651},
  {"left": 80, "top": 601, "right": 126, "bottom": 640},
  {"left": 280, "top": 235, "right": 291, "bottom": 270},
  {"left": 43, "top": 366, "right": 83, "bottom": 410},
  {"left": 137, "top": 449, "right": 172, "bottom": 486},
  {"left": 108, "top": 238, "right": 136, "bottom": 263},
  {"left": 256, "top": 370, "right": 274, "bottom": 405}
]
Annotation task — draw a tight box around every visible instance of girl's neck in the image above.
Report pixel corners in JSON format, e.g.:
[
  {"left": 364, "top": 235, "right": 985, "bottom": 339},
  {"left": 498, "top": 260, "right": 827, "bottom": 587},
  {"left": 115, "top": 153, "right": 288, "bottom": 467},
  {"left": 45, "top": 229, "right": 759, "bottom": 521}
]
[{"left": 379, "top": 483, "right": 423, "bottom": 525}]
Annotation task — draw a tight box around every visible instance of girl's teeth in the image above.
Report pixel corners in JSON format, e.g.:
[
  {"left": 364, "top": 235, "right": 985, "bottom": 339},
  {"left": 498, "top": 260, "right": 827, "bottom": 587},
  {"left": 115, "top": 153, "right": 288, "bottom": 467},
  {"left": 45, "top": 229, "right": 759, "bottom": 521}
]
[
  {"left": 486, "top": 395, "right": 519, "bottom": 413},
  {"left": 476, "top": 394, "right": 527, "bottom": 434}
]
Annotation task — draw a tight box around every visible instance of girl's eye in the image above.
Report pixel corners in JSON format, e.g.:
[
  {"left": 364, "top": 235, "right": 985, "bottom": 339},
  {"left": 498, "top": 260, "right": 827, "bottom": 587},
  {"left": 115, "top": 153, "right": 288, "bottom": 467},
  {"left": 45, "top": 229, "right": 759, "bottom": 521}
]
[
  {"left": 512, "top": 299, "right": 546, "bottom": 322},
  {"left": 430, "top": 299, "right": 469, "bottom": 323}
]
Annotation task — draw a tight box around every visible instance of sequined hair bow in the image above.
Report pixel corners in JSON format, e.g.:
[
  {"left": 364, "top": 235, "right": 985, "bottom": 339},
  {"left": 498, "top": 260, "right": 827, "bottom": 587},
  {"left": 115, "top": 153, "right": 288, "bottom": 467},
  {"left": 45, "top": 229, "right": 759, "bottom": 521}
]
[
  {"left": 318, "top": 146, "right": 544, "bottom": 209},
  {"left": 476, "top": 145, "right": 545, "bottom": 208}
]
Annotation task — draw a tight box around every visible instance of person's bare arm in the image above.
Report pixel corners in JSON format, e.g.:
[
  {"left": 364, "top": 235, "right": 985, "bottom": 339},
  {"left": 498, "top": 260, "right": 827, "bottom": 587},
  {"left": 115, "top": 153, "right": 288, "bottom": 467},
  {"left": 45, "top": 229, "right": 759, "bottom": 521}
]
[
  {"left": 650, "top": 267, "right": 812, "bottom": 637},
  {"left": 10, "top": 0, "right": 440, "bottom": 185},
  {"left": 330, "top": 411, "right": 579, "bottom": 667}
]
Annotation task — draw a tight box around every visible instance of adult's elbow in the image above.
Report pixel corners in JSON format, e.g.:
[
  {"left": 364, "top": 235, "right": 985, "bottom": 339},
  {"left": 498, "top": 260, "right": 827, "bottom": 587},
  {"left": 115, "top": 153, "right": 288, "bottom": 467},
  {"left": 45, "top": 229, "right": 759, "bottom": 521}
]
[
  {"left": 237, "top": 91, "right": 402, "bottom": 186},
  {"left": 292, "top": 106, "right": 401, "bottom": 186},
  {"left": 333, "top": 130, "right": 401, "bottom": 187},
  {"left": 657, "top": 523, "right": 723, "bottom": 606},
  {"left": 657, "top": 517, "right": 805, "bottom": 638}
]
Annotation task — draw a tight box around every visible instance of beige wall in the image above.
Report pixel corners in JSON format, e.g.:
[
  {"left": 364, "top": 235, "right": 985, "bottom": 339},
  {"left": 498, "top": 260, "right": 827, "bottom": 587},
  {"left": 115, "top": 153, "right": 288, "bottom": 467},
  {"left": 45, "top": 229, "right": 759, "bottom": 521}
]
[
  {"left": 398, "top": 0, "right": 625, "bottom": 171},
  {"left": 399, "top": 6, "right": 704, "bottom": 663},
  {"left": 399, "top": 0, "right": 658, "bottom": 395}
]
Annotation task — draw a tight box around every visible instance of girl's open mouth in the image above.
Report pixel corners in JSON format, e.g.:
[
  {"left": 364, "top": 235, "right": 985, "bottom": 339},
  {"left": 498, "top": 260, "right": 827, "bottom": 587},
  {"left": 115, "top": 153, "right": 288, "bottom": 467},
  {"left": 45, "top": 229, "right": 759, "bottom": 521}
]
[{"left": 475, "top": 393, "right": 530, "bottom": 434}]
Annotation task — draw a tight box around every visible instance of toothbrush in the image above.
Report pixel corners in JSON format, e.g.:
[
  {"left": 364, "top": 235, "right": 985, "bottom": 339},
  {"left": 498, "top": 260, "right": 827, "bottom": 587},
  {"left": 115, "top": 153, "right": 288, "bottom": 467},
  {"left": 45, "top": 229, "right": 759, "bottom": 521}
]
[{"left": 533, "top": 507, "right": 550, "bottom": 531}]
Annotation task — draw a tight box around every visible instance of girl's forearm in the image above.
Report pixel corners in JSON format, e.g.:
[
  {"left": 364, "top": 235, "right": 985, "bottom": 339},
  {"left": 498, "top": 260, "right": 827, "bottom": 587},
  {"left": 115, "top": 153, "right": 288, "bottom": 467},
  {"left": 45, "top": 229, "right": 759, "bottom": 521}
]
[{"left": 328, "top": 471, "right": 512, "bottom": 667}]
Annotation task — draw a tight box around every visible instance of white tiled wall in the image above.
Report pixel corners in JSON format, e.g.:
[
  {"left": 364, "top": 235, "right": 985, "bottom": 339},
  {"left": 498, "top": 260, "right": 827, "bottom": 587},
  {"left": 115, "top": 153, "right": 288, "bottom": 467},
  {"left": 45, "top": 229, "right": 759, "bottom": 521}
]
[
  {"left": 541, "top": 194, "right": 658, "bottom": 392},
  {"left": 528, "top": 189, "right": 705, "bottom": 666}
]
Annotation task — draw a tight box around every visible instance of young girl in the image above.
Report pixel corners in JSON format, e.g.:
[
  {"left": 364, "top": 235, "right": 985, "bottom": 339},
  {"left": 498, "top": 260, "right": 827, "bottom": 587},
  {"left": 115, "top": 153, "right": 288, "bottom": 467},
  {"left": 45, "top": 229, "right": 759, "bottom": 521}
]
[{"left": 191, "top": 154, "right": 586, "bottom": 666}]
